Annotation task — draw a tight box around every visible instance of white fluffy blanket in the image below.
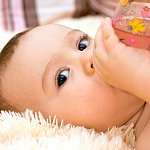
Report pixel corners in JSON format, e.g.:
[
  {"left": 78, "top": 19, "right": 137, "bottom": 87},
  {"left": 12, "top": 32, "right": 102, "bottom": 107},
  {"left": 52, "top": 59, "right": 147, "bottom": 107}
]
[{"left": 0, "top": 109, "right": 136, "bottom": 150}]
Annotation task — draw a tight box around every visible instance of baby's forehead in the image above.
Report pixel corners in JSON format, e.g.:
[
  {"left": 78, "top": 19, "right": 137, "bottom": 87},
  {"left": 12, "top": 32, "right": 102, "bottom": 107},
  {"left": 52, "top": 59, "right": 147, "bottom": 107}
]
[
  {"left": 31, "top": 24, "right": 72, "bottom": 35},
  {"left": 18, "top": 24, "right": 74, "bottom": 52},
  {"left": 22, "top": 24, "right": 73, "bottom": 45}
]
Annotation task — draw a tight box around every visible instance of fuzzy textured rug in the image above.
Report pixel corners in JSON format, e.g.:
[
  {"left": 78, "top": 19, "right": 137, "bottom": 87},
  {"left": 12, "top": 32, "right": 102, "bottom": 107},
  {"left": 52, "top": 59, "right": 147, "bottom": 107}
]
[{"left": 0, "top": 109, "right": 136, "bottom": 150}]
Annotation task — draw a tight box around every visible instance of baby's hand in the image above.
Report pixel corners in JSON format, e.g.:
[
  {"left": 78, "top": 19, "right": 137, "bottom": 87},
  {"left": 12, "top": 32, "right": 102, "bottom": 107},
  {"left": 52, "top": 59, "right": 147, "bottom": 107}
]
[{"left": 93, "top": 17, "right": 150, "bottom": 100}]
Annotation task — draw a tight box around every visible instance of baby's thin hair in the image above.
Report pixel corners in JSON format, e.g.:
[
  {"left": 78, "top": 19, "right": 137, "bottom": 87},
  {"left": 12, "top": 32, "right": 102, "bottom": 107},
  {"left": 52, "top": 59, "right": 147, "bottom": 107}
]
[{"left": 0, "top": 29, "right": 31, "bottom": 112}]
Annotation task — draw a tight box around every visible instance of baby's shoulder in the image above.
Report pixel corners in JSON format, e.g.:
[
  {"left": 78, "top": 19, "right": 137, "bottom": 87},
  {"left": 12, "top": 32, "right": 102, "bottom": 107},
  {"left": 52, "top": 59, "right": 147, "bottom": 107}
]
[
  {"left": 136, "top": 120, "right": 150, "bottom": 149},
  {"left": 136, "top": 104, "right": 150, "bottom": 149}
]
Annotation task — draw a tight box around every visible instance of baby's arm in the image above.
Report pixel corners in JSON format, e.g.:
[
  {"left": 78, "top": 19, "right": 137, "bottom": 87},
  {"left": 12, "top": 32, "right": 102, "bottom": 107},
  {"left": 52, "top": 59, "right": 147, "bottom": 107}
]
[{"left": 93, "top": 17, "right": 150, "bottom": 102}]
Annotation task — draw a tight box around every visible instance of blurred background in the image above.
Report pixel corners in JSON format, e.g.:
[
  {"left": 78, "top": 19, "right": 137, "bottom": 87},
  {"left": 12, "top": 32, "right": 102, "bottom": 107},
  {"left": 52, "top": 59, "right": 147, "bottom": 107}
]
[{"left": 0, "top": 0, "right": 118, "bottom": 49}]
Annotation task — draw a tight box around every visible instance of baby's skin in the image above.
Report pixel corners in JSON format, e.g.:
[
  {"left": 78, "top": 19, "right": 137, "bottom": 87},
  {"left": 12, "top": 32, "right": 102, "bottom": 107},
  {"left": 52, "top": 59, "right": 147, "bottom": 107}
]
[
  {"left": 93, "top": 17, "right": 150, "bottom": 149},
  {"left": 94, "top": 17, "right": 150, "bottom": 103}
]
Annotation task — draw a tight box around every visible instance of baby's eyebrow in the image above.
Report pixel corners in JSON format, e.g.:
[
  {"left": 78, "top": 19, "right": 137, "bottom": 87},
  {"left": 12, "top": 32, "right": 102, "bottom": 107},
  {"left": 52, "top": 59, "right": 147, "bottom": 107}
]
[
  {"left": 41, "top": 54, "right": 56, "bottom": 92},
  {"left": 66, "top": 29, "right": 83, "bottom": 38}
]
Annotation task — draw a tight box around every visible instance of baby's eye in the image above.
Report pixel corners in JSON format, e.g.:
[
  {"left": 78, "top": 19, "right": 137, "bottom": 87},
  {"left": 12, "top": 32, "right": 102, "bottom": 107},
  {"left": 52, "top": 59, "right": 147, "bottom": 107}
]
[
  {"left": 56, "top": 69, "right": 69, "bottom": 87},
  {"left": 78, "top": 36, "right": 89, "bottom": 51}
]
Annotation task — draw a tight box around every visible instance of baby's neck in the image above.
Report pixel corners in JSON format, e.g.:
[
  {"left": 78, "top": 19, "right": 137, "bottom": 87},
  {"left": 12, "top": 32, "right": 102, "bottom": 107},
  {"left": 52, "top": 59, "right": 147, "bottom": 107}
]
[{"left": 126, "top": 103, "right": 150, "bottom": 139}]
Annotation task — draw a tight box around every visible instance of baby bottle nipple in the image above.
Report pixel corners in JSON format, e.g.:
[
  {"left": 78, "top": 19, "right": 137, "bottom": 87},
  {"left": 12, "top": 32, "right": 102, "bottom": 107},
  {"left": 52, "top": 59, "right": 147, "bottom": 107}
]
[{"left": 112, "top": 0, "right": 150, "bottom": 50}]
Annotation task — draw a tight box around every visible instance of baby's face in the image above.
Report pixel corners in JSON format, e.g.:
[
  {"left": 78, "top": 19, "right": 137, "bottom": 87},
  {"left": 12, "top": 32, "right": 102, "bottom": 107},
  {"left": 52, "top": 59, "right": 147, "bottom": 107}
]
[{"left": 2, "top": 24, "right": 143, "bottom": 131}]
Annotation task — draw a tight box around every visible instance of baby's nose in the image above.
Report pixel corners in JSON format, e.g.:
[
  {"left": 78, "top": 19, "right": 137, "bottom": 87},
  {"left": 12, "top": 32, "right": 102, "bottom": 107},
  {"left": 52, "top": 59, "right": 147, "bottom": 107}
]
[{"left": 80, "top": 50, "right": 94, "bottom": 75}]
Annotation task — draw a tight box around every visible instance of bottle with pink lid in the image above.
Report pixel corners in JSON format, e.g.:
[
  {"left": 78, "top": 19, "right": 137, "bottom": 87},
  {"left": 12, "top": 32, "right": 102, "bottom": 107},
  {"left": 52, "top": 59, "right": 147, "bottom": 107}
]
[{"left": 113, "top": 0, "right": 150, "bottom": 50}]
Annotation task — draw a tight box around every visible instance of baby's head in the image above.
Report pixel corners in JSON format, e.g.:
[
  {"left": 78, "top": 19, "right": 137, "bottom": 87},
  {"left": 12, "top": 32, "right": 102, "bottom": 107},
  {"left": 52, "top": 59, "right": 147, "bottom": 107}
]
[
  {"left": 0, "top": 29, "right": 30, "bottom": 111},
  {"left": 0, "top": 24, "right": 144, "bottom": 131}
]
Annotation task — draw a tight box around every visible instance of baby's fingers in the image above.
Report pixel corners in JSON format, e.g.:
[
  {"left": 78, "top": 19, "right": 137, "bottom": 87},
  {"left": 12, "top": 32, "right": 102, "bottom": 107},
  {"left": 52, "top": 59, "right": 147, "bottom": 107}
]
[
  {"left": 101, "top": 18, "right": 124, "bottom": 51},
  {"left": 94, "top": 22, "right": 107, "bottom": 61}
]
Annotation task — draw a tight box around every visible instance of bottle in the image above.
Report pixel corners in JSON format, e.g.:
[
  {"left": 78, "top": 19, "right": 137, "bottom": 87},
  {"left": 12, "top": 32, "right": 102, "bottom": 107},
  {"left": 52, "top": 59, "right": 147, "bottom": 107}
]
[{"left": 112, "top": 0, "right": 150, "bottom": 50}]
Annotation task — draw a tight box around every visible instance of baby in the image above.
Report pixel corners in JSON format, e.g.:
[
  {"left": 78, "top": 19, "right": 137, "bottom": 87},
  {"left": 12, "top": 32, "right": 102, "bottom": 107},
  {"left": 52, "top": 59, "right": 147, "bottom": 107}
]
[{"left": 0, "top": 17, "right": 149, "bottom": 149}]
